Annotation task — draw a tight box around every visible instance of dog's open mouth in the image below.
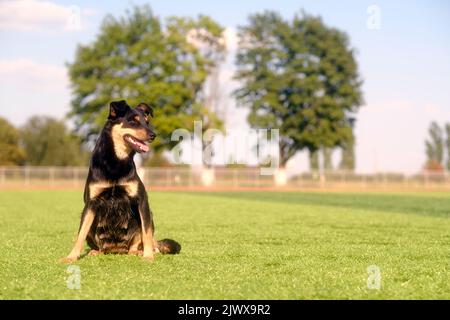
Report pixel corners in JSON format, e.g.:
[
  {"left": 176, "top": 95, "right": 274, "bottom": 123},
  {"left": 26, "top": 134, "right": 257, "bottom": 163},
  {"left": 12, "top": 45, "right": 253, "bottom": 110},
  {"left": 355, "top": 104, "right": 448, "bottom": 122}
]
[{"left": 123, "top": 134, "right": 149, "bottom": 153}]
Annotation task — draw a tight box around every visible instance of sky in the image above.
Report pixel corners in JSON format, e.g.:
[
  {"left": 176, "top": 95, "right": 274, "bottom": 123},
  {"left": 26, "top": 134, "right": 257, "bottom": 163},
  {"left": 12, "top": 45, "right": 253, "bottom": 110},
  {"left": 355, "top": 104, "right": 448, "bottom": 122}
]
[{"left": 0, "top": 0, "right": 449, "bottom": 173}]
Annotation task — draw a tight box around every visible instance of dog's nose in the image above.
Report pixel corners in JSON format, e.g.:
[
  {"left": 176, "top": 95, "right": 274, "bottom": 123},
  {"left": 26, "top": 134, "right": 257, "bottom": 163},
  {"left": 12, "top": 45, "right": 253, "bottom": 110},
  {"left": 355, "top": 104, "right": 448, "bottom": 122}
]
[{"left": 149, "top": 132, "right": 156, "bottom": 141}]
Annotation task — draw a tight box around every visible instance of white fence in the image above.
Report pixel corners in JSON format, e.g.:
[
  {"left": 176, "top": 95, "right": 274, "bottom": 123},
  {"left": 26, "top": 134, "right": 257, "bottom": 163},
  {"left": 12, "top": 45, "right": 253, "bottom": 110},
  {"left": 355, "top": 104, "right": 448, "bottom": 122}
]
[{"left": 0, "top": 166, "right": 449, "bottom": 190}]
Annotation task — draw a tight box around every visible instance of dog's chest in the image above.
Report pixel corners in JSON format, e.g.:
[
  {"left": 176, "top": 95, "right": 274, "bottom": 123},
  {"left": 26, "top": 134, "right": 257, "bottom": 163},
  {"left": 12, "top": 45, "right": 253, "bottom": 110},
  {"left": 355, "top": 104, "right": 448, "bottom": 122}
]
[
  {"left": 88, "top": 181, "right": 141, "bottom": 251},
  {"left": 89, "top": 180, "right": 139, "bottom": 199}
]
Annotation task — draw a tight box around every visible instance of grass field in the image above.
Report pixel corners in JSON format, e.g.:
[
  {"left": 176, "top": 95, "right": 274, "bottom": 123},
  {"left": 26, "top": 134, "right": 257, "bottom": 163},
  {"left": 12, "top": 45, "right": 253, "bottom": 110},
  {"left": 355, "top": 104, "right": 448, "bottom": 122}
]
[{"left": 0, "top": 190, "right": 449, "bottom": 299}]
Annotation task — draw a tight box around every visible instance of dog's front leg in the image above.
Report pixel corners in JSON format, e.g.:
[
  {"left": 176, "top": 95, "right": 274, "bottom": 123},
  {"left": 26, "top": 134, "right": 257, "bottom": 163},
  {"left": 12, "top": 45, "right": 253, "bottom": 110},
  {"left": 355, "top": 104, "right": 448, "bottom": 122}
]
[
  {"left": 60, "top": 206, "right": 95, "bottom": 263},
  {"left": 138, "top": 198, "right": 155, "bottom": 261}
]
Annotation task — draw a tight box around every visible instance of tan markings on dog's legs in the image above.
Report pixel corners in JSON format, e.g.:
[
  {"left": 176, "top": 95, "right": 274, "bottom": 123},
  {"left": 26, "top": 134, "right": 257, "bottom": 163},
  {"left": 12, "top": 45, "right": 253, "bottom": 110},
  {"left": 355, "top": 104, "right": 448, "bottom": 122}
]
[
  {"left": 89, "top": 182, "right": 113, "bottom": 199},
  {"left": 87, "top": 249, "right": 103, "bottom": 257},
  {"left": 141, "top": 224, "right": 155, "bottom": 261},
  {"left": 128, "top": 233, "right": 142, "bottom": 255},
  {"left": 61, "top": 209, "right": 95, "bottom": 263}
]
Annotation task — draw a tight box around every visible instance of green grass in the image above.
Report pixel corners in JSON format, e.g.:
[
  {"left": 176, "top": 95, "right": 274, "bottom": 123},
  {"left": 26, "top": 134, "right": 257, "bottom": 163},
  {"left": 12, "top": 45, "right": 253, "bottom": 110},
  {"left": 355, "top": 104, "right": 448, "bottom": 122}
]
[{"left": 0, "top": 190, "right": 449, "bottom": 299}]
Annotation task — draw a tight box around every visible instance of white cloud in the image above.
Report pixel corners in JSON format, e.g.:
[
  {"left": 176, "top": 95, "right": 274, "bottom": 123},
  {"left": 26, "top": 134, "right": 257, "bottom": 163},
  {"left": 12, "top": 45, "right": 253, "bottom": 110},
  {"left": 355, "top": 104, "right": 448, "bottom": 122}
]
[
  {"left": 0, "top": 0, "right": 94, "bottom": 32},
  {"left": 0, "top": 58, "right": 68, "bottom": 90},
  {"left": 0, "top": 58, "right": 70, "bottom": 125}
]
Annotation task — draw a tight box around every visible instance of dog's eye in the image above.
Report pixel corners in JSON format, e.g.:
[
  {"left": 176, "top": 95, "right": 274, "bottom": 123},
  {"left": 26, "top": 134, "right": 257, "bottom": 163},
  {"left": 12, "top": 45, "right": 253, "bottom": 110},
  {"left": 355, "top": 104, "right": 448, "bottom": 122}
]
[{"left": 128, "top": 116, "right": 140, "bottom": 125}]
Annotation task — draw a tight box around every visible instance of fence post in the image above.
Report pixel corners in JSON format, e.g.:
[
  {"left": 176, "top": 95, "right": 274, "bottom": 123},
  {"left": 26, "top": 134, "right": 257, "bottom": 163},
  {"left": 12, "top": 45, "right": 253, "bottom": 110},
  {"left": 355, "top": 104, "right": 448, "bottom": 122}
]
[
  {"left": 49, "top": 167, "right": 55, "bottom": 186},
  {"left": 444, "top": 171, "right": 448, "bottom": 189},
  {"left": 0, "top": 167, "right": 4, "bottom": 186},
  {"left": 72, "top": 167, "right": 77, "bottom": 187},
  {"left": 402, "top": 174, "right": 406, "bottom": 189},
  {"left": 141, "top": 168, "right": 146, "bottom": 185},
  {"left": 25, "top": 166, "right": 30, "bottom": 186},
  {"left": 320, "top": 171, "right": 325, "bottom": 189},
  {"left": 256, "top": 169, "right": 260, "bottom": 188}
]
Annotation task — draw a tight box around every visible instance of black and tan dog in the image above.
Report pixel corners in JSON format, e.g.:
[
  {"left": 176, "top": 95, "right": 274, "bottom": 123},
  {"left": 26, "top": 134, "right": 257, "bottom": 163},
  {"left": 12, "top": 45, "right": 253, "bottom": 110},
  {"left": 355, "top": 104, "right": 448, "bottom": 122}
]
[{"left": 61, "top": 100, "right": 180, "bottom": 263}]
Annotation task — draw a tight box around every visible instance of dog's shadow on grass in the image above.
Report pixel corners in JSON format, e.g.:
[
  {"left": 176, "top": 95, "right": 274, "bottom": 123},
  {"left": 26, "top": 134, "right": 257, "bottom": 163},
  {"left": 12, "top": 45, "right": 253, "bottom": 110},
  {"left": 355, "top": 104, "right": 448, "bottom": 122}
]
[{"left": 77, "top": 250, "right": 158, "bottom": 262}]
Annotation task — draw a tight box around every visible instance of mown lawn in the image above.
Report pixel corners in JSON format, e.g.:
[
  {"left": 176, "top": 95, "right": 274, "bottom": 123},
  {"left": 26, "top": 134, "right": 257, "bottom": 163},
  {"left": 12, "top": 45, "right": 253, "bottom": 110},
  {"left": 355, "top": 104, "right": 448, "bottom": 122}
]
[{"left": 0, "top": 190, "right": 448, "bottom": 299}]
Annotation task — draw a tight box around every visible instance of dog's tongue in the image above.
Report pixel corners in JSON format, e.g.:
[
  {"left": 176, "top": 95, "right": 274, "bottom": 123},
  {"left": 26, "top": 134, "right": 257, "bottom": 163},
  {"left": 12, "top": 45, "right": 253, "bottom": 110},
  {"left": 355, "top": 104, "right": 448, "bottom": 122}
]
[
  {"left": 139, "top": 143, "right": 149, "bottom": 153},
  {"left": 133, "top": 138, "right": 149, "bottom": 153},
  {"left": 125, "top": 135, "right": 149, "bottom": 153}
]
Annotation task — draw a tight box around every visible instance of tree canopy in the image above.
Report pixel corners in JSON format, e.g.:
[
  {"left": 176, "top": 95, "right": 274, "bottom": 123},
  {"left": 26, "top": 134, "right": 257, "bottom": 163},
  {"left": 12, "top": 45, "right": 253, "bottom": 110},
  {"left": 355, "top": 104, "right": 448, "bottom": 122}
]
[
  {"left": 235, "top": 11, "right": 363, "bottom": 166},
  {"left": 0, "top": 117, "right": 25, "bottom": 166},
  {"left": 425, "top": 121, "right": 444, "bottom": 165},
  {"left": 68, "top": 5, "right": 225, "bottom": 152},
  {"left": 444, "top": 124, "right": 450, "bottom": 171},
  {"left": 21, "top": 116, "right": 87, "bottom": 166}
]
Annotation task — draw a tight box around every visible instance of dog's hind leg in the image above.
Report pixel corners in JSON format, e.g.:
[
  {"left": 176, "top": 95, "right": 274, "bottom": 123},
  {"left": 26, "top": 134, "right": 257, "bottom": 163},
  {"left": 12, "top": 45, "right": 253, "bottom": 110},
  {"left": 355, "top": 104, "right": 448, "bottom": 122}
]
[{"left": 87, "top": 249, "right": 103, "bottom": 257}]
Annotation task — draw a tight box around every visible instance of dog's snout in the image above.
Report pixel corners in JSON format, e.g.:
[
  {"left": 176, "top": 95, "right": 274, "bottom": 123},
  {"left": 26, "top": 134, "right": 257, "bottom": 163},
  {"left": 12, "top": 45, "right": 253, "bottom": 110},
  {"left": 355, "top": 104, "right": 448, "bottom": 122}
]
[{"left": 148, "top": 131, "right": 156, "bottom": 141}]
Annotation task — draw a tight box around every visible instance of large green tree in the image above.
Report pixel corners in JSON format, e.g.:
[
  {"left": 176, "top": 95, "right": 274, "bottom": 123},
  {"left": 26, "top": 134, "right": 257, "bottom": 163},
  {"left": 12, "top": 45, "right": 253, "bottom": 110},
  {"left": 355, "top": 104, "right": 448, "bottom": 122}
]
[
  {"left": 235, "top": 11, "right": 363, "bottom": 167},
  {"left": 68, "top": 6, "right": 224, "bottom": 152},
  {"left": 21, "top": 117, "right": 87, "bottom": 166},
  {"left": 0, "top": 117, "right": 25, "bottom": 166}
]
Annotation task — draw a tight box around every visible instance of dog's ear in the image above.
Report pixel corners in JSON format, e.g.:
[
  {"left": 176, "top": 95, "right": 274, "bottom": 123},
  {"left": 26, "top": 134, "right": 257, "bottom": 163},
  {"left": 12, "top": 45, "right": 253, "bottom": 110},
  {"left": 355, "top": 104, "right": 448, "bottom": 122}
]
[
  {"left": 109, "top": 100, "right": 130, "bottom": 120},
  {"left": 135, "top": 102, "right": 153, "bottom": 118}
]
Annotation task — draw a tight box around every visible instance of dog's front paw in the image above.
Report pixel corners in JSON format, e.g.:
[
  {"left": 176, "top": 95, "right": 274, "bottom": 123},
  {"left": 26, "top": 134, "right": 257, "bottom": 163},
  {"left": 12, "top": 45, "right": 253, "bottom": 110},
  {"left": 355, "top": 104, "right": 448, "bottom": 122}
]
[
  {"left": 128, "top": 249, "right": 143, "bottom": 256},
  {"left": 60, "top": 255, "right": 78, "bottom": 263},
  {"left": 142, "top": 254, "right": 155, "bottom": 262},
  {"left": 87, "top": 250, "right": 103, "bottom": 257}
]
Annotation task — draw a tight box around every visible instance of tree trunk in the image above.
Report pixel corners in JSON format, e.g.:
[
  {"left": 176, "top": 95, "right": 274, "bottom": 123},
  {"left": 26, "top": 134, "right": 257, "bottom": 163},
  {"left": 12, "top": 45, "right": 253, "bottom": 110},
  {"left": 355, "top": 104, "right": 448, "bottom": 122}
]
[
  {"left": 339, "top": 140, "right": 355, "bottom": 171},
  {"left": 309, "top": 150, "right": 319, "bottom": 172},
  {"left": 323, "top": 147, "right": 333, "bottom": 171}
]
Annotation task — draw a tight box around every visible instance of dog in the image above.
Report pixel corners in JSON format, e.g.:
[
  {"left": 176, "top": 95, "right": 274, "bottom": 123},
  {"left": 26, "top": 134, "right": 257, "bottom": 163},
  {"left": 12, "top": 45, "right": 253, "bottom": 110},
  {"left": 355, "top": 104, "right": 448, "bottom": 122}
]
[{"left": 61, "top": 100, "right": 180, "bottom": 263}]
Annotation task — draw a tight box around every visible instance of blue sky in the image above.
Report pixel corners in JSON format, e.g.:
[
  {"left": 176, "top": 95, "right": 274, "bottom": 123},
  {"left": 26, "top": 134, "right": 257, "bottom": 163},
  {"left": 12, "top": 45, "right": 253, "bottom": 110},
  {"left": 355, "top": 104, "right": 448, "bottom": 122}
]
[{"left": 0, "top": 0, "right": 449, "bottom": 173}]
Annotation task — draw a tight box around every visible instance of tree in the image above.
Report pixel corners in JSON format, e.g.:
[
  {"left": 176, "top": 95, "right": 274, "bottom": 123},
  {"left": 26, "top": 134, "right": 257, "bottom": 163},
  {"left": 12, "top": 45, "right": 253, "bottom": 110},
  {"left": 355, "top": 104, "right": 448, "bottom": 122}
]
[
  {"left": 235, "top": 11, "right": 363, "bottom": 168},
  {"left": 445, "top": 123, "right": 450, "bottom": 170},
  {"left": 424, "top": 159, "right": 444, "bottom": 172},
  {"left": 185, "top": 17, "right": 227, "bottom": 118},
  {"left": 143, "top": 151, "right": 172, "bottom": 167},
  {"left": 21, "top": 116, "right": 87, "bottom": 166},
  {"left": 339, "top": 132, "right": 355, "bottom": 171},
  {"left": 68, "top": 6, "right": 224, "bottom": 153},
  {"left": 309, "top": 147, "right": 333, "bottom": 172},
  {"left": 425, "top": 121, "right": 444, "bottom": 166},
  {"left": 309, "top": 150, "right": 319, "bottom": 172},
  {"left": 0, "top": 117, "right": 25, "bottom": 165},
  {"left": 322, "top": 147, "right": 333, "bottom": 171}
]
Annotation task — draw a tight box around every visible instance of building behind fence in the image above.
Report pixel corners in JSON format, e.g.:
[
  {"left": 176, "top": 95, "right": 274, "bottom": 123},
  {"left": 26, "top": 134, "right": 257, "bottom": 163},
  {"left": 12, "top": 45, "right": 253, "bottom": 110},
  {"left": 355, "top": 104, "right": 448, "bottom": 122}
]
[{"left": 0, "top": 166, "right": 449, "bottom": 190}]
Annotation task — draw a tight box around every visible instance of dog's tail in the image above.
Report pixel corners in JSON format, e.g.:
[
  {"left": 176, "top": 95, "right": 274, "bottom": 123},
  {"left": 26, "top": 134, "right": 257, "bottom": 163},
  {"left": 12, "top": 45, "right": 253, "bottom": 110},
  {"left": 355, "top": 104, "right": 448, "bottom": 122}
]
[{"left": 157, "top": 239, "right": 181, "bottom": 254}]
